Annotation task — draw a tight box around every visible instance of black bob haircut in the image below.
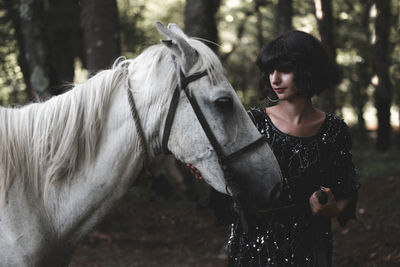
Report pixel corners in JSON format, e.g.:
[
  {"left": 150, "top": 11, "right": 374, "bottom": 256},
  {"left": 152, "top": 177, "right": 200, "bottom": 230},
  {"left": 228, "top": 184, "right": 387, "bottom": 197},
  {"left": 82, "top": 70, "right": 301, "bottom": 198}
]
[{"left": 256, "top": 30, "right": 339, "bottom": 98}]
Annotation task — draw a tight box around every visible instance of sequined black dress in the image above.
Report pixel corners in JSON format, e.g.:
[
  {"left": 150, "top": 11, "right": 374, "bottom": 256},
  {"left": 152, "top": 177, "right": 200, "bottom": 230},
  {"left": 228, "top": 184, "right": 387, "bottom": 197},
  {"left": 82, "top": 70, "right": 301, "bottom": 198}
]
[{"left": 228, "top": 108, "right": 360, "bottom": 267}]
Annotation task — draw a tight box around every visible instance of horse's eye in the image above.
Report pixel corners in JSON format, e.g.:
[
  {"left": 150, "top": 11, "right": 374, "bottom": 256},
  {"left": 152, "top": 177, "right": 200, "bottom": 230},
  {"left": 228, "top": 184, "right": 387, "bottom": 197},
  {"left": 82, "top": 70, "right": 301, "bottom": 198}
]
[{"left": 215, "top": 97, "right": 233, "bottom": 109}]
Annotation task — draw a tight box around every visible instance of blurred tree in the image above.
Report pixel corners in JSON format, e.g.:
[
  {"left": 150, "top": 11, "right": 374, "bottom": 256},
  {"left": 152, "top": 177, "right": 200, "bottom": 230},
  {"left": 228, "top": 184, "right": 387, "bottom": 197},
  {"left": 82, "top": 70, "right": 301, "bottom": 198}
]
[
  {"left": 392, "top": 2, "right": 400, "bottom": 147},
  {"left": 17, "top": 0, "right": 56, "bottom": 99},
  {"left": 81, "top": 0, "right": 121, "bottom": 76},
  {"left": 313, "top": 0, "right": 338, "bottom": 114},
  {"left": 219, "top": 0, "right": 276, "bottom": 109},
  {"left": 46, "top": 0, "right": 82, "bottom": 90},
  {"left": 255, "top": 0, "right": 266, "bottom": 49},
  {"left": 275, "top": 0, "right": 293, "bottom": 35},
  {"left": 184, "top": 0, "right": 221, "bottom": 53},
  {"left": 333, "top": 0, "right": 373, "bottom": 132},
  {"left": 118, "top": 0, "right": 146, "bottom": 57},
  {"left": 351, "top": 0, "right": 373, "bottom": 132},
  {"left": 220, "top": 2, "right": 257, "bottom": 63},
  {"left": 1, "top": 0, "right": 82, "bottom": 103},
  {"left": 373, "top": 0, "right": 393, "bottom": 150}
]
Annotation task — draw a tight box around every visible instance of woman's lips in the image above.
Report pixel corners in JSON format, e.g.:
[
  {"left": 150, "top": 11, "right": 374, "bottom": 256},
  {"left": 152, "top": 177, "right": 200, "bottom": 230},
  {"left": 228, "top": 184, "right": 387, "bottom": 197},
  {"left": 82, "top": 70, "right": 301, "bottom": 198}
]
[{"left": 274, "top": 87, "right": 286, "bottom": 93}]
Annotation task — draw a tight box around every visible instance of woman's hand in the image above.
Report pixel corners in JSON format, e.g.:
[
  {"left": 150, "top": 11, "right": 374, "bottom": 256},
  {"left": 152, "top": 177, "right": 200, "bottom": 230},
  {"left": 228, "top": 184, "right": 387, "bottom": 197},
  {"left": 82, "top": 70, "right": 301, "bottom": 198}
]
[
  {"left": 309, "top": 186, "right": 341, "bottom": 217},
  {"left": 186, "top": 163, "right": 203, "bottom": 180}
]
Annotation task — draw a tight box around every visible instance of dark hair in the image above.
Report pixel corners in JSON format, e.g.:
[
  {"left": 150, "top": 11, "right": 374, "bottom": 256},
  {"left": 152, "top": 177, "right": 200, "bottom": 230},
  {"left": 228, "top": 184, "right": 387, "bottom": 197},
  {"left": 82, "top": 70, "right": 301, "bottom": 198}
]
[{"left": 256, "top": 30, "right": 338, "bottom": 98}]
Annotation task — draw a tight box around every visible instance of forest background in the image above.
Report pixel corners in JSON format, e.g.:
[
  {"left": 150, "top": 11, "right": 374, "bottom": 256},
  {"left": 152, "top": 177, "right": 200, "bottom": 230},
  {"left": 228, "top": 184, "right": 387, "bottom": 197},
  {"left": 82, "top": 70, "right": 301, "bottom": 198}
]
[{"left": 0, "top": 0, "right": 400, "bottom": 266}]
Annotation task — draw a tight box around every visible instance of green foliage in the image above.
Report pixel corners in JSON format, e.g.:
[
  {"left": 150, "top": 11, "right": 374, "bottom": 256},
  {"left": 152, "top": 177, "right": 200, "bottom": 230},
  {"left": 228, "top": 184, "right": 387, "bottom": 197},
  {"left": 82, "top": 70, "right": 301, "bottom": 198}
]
[
  {"left": 218, "top": 0, "right": 276, "bottom": 107},
  {"left": 0, "top": 1, "right": 27, "bottom": 105},
  {"left": 118, "top": 0, "right": 147, "bottom": 58},
  {"left": 333, "top": 0, "right": 373, "bottom": 123},
  {"left": 117, "top": 0, "right": 185, "bottom": 58}
]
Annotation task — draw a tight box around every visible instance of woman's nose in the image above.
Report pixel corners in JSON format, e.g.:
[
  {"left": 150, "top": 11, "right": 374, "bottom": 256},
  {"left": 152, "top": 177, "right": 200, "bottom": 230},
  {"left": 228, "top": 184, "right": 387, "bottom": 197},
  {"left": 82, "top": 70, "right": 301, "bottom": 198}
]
[{"left": 270, "top": 70, "right": 281, "bottom": 85}]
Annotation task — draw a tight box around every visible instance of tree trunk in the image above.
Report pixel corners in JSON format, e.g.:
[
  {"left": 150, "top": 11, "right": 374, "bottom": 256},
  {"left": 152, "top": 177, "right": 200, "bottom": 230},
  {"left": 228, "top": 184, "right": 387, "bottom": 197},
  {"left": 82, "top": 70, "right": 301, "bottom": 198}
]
[
  {"left": 275, "top": 0, "right": 293, "bottom": 35},
  {"left": 18, "top": 0, "right": 55, "bottom": 100},
  {"left": 184, "top": 0, "right": 221, "bottom": 53},
  {"left": 255, "top": 0, "right": 265, "bottom": 49},
  {"left": 352, "top": 0, "right": 374, "bottom": 132},
  {"left": 374, "top": 0, "right": 392, "bottom": 150},
  {"left": 46, "top": 0, "right": 82, "bottom": 92},
  {"left": 314, "top": 0, "right": 337, "bottom": 114},
  {"left": 80, "top": 0, "right": 121, "bottom": 76}
]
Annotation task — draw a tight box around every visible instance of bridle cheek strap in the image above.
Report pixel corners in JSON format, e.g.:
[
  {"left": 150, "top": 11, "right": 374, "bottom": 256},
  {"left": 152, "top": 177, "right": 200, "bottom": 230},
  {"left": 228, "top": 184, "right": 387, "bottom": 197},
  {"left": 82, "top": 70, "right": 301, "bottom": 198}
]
[{"left": 162, "top": 70, "right": 209, "bottom": 154}]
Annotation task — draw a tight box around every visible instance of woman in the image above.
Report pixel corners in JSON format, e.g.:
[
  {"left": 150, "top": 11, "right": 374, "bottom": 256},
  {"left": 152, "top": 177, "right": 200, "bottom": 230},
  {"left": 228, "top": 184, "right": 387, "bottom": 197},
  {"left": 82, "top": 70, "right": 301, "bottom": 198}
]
[{"left": 227, "top": 31, "right": 360, "bottom": 266}]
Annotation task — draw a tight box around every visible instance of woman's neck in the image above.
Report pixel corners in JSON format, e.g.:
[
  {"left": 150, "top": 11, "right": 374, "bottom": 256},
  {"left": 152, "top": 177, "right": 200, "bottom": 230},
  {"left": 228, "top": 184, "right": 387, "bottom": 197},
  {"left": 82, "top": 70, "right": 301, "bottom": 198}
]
[
  {"left": 267, "top": 96, "right": 326, "bottom": 137},
  {"left": 277, "top": 96, "right": 315, "bottom": 125}
]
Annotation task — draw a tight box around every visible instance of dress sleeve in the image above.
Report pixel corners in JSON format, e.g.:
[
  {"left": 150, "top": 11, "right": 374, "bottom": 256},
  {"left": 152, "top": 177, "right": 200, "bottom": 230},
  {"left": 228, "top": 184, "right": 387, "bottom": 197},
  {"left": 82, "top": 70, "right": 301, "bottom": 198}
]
[{"left": 327, "top": 119, "right": 360, "bottom": 226}]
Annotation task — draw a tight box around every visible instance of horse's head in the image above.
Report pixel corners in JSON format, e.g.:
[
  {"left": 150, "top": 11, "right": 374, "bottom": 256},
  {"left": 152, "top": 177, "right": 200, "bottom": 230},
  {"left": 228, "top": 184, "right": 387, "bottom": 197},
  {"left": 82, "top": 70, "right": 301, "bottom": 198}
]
[{"left": 156, "top": 22, "right": 282, "bottom": 211}]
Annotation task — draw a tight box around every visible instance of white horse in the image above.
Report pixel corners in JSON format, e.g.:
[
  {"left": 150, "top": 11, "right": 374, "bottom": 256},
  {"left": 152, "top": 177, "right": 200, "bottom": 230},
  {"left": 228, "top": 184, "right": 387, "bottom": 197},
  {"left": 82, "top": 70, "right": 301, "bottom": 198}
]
[{"left": 0, "top": 22, "right": 281, "bottom": 266}]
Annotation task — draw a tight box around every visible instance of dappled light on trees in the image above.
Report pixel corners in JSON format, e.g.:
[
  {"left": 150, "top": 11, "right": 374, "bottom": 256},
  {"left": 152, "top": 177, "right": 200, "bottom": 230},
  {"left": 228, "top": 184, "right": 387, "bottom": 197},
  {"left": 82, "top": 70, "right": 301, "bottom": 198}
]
[{"left": 0, "top": 0, "right": 398, "bottom": 145}]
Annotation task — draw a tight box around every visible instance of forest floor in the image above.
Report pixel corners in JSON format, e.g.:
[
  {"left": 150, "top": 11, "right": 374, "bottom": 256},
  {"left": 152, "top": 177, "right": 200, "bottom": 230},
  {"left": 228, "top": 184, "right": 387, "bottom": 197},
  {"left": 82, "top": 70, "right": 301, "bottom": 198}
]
[
  {"left": 70, "top": 138, "right": 400, "bottom": 267},
  {"left": 69, "top": 173, "right": 400, "bottom": 267}
]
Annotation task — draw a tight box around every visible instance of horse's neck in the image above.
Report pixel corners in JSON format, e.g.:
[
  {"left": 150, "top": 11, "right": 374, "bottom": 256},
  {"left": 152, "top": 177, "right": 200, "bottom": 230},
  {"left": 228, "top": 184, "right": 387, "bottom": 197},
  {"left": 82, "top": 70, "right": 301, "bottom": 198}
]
[{"left": 49, "top": 82, "right": 151, "bottom": 244}]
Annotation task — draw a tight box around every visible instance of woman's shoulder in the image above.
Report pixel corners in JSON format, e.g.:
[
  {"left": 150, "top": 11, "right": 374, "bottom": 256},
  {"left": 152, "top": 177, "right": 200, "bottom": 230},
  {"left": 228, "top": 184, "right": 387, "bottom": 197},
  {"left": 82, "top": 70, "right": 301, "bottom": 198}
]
[
  {"left": 322, "top": 113, "right": 352, "bottom": 146},
  {"left": 324, "top": 113, "right": 349, "bottom": 130},
  {"left": 247, "top": 107, "right": 273, "bottom": 135},
  {"left": 247, "top": 107, "right": 267, "bottom": 124}
]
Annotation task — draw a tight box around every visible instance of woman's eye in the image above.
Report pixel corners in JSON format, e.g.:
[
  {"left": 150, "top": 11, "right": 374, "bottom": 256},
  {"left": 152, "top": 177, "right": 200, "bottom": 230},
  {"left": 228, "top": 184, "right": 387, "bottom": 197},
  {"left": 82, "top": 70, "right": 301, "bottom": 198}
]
[
  {"left": 277, "top": 64, "right": 293, "bottom": 73},
  {"left": 215, "top": 97, "right": 233, "bottom": 109},
  {"left": 278, "top": 68, "right": 292, "bottom": 73}
]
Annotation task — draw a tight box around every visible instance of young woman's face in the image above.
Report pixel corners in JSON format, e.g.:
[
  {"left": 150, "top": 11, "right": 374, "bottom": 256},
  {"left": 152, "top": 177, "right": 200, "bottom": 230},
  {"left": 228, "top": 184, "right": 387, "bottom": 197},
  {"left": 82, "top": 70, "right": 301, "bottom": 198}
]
[{"left": 269, "top": 70, "right": 298, "bottom": 101}]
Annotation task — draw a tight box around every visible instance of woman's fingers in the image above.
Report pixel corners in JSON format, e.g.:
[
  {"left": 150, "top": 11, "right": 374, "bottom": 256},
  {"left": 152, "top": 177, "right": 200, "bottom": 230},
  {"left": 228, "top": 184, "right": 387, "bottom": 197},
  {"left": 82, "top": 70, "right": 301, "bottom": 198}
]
[
  {"left": 309, "top": 192, "right": 320, "bottom": 215},
  {"left": 309, "top": 187, "right": 339, "bottom": 217}
]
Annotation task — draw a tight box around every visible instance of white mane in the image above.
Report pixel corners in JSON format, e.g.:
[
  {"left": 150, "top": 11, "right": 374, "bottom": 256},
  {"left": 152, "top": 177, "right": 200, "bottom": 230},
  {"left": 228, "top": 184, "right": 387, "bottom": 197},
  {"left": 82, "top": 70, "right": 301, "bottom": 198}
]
[
  {"left": 0, "top": 37, "right": 223, "bottom": 203},
  {"left": 0, "top": 68, "right": 123, "bottom": 202}
]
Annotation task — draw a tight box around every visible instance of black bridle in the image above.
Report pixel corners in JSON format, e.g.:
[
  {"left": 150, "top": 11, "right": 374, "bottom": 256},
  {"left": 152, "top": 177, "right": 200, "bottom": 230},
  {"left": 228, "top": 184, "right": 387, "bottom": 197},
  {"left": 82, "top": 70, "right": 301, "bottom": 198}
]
[{"left": 161, "top": 68, "right": 268, "bottom": 233}]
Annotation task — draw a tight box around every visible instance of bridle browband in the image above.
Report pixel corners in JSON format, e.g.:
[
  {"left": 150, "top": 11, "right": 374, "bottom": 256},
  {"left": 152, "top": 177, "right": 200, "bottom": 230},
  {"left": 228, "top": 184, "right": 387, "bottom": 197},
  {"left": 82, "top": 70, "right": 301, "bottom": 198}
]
[{"left": 160, "top": 67, "right": 268, "bottom": 233}]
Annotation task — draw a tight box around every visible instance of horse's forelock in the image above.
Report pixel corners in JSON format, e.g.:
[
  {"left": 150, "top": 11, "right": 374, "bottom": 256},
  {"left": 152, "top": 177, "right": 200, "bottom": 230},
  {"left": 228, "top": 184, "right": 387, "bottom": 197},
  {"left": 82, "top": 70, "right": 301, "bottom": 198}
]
[{"left": 187, "top": 38, "right": 224, "bottom": 84}]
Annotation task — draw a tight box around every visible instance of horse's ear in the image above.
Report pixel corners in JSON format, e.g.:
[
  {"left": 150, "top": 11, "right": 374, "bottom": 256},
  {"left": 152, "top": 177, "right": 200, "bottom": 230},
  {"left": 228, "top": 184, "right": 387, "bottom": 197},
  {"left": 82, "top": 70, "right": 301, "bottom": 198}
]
[{"left": 156, "top": 21, "right": 198, "bottom": 74}]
